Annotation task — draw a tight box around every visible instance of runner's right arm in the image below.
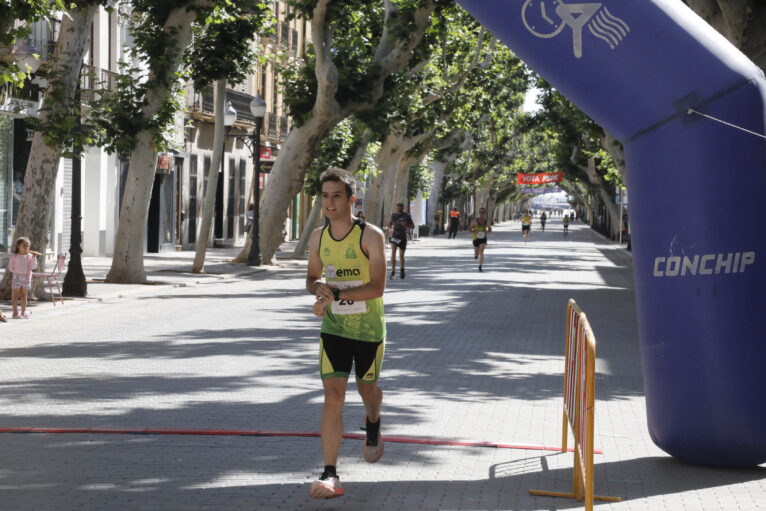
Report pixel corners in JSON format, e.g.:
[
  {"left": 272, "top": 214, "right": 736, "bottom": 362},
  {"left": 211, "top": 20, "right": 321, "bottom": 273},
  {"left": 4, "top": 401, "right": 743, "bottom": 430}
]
[{"left": 306, "top": 227, "right": 336, "bottom": 309}]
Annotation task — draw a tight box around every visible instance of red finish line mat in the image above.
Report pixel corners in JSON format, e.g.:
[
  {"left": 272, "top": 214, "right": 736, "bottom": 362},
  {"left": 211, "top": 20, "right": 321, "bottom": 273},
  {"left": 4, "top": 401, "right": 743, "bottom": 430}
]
[{"left": 0, "top": 427, "right": 603, "bottom": 454}]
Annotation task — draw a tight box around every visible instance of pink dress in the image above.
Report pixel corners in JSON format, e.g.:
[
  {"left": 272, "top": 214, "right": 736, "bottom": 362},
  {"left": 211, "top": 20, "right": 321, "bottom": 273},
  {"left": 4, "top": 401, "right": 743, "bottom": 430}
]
[{"left": 9, "top": 253, "right": 38, "bottom": 290}]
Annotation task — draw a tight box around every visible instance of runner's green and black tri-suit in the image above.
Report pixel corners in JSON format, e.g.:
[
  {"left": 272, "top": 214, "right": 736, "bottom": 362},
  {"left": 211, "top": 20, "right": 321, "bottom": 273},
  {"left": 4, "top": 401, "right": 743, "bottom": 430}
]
[{"left": 318, "top": 219, "right": 386, "bottom": 382}]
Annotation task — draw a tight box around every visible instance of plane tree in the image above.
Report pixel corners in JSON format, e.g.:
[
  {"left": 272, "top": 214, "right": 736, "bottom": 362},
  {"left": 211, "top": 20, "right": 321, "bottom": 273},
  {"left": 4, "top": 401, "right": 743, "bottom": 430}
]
[{"left": 259, "top": 0, "right": 445, "bottom": 264}]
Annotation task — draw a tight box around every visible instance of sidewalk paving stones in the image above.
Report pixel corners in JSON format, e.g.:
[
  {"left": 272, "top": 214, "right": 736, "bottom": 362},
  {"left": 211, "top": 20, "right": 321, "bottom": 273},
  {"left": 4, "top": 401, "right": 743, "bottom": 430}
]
[{"left": 0, "top": 218, "right": 763, "bottom": 510}]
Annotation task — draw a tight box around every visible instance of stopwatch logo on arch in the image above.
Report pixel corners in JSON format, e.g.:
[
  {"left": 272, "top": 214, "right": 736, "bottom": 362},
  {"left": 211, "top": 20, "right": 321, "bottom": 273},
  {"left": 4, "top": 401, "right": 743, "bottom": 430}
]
[{"left": 521, "top": 1, "right": 630, "bottom": 59}]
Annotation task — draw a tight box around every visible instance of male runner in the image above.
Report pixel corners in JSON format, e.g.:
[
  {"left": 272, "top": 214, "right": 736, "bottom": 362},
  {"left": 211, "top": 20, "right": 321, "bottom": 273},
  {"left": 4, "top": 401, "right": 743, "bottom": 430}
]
[
  {"left": 469, "top": 207, "right": 491, "bottom": 271},
  {"left": 521, "top": 210, "right": 532, "bottom": 243},
  {"left": 563, "top": 214, "right": 570, "bottom": 236},
  {"left": 388, "top": 203, "right": 415, "bottom": 279},
  {"left": 306, "top": 168, "right": 387, "bottom": 499},
  {"left": 540, "top": 211, "right": 547, "bottom": 232}
]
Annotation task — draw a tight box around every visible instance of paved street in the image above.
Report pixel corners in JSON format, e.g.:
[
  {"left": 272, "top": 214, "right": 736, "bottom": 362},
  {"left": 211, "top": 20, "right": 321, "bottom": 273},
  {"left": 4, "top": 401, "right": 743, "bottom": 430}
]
[{"left": 0, "top": 219, "right": 764, "bottom": 510}]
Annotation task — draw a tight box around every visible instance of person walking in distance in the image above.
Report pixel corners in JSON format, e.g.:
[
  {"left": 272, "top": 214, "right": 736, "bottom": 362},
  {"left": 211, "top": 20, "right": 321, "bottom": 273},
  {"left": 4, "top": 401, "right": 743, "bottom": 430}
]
[
  {"left": 388, "top": 203, "right": 415, "bottom": 279},
  {"left": 448, "top": 207, "right": 460, "bottom": 239},
  {"left": 306, "top": 168, "right": 387, "bottom": 499},
  {"left": 469, "top": 207, "right": 491, "bottom": 272}
]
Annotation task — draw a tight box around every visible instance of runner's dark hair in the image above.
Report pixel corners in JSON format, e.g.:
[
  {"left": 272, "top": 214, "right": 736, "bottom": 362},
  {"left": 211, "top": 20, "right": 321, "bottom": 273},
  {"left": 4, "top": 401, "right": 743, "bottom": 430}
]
[{"left": 320, "top": 167, "right": 355, "bottom": 198}]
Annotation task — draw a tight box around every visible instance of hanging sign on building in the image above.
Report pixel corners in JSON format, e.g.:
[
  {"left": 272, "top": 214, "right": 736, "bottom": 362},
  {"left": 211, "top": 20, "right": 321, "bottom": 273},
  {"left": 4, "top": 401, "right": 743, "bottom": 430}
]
[
  {"left": 517, "top": 172, "right": 563, "bottom": 185},
  {"left": 260, "top": 147, "right": 272, "bottom": 159},
  {"left": 259, "top": 159, "right": 275, "bottom": 173}
]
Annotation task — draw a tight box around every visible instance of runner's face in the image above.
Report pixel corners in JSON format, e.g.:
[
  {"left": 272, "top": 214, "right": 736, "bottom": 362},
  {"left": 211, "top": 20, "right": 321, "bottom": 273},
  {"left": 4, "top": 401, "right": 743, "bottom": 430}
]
[{"left": 321, "top": 181, "right": 354, "bottom": 221}]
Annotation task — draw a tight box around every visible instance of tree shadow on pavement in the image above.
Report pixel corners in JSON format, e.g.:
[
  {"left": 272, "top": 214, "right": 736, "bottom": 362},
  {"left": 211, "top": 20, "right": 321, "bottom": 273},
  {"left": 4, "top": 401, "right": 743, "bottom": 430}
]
[{"left": 0, "top": 433, "right": 762, "bottom": 511}]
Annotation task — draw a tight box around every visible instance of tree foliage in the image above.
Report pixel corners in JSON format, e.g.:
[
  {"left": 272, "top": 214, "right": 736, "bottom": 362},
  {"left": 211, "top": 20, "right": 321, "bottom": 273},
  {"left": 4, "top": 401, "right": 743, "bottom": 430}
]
[
  {"left": 0, "top": 0, "right": 68, "bottom": 86},
  {"left": 92, "top": 0, "right": 272, "bottom": 157}
]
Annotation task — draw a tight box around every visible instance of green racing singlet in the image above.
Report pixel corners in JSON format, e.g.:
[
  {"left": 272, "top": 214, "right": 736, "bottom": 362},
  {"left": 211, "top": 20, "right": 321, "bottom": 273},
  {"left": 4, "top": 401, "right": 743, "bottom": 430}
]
[{"left": 319, "top": 219, "right": 386, "bottom": 342}]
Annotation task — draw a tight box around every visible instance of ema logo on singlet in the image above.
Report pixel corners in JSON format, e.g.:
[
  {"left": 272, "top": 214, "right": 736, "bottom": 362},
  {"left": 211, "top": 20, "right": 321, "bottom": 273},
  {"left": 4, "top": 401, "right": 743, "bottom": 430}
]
[
  {"left": 335, "top": 268, "right": 361, "bottom": 277},
  {"left": 653, "top": 251, "right": 755, "bottom": 277}
]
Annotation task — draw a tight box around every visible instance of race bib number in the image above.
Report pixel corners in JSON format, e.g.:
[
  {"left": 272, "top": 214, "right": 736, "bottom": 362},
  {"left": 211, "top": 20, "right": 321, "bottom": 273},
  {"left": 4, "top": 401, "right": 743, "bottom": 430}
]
[
  {"left": 476, "top": 231, "right": 486, "bottom": 239},
  {"left": 329, "top": 280, "right": 366, "bottom": 314},
  {"left": 390, "top": 237, "right": 400, "bottom": 244}
]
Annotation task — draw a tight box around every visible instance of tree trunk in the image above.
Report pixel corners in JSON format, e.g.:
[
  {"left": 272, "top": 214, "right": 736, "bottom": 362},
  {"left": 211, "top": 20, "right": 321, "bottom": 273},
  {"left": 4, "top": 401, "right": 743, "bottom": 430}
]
[
  {"left": 291, "top": 195, "right": 322, "bottom": 258},
  {"left": 477, "top": 181, "right": 492, "bottom": 211},
  {"left": 287, "top": 131, "right": 371, "bottom": 258},
  {"left": 191, "top": 79, "right": 226, "bottom": 273},
  {"left": 0, "top": 5, "right": 97, "bottom": 299},
  {"left": 393, "top": 153, "right": 415, "bottom": 209},
  {"left": 584, "top": 157, "right": 621, "bottom": 239},
  {"left": 364, "top": 170, "right": 384, "bottom": 225},
  {"left": 258, "top": 0, "right": 437, "bottom": 264},
  {"left": 685, "top": 1, "right": 766, "bottom": 74},
  {"left": 366, "top": 133, "right": 405, "bottom": 226},
  {"left": 393, "top": 141, "right": 431, "bottom": 216},
  {"left": 428, "top": 159, "right": 447, "bottom": 222},
  {"left": 600, "top": 129, "right": 626, "bottom": 182},
  {"left": 106, "top": 5, "right": 199, "bottom": 283},
  {"left": 259, "top": 115, "right": 336, "bottom": 263}
]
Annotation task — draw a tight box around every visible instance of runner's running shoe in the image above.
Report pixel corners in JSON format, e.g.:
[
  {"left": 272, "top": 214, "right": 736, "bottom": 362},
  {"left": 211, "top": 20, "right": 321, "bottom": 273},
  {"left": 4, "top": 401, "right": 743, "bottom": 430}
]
[
  {"left": 362, "top": 416, "right": 384, "bottom": 463},
  {"left": 310, "top": 473, "right": 344, "bottom": 499}
]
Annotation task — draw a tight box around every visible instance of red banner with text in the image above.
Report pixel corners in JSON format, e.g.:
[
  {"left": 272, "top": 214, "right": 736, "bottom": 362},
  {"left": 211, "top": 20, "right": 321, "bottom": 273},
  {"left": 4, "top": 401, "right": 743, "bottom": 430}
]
[{"left": 517, "top": 172, "right": 563, "bottom": 185}]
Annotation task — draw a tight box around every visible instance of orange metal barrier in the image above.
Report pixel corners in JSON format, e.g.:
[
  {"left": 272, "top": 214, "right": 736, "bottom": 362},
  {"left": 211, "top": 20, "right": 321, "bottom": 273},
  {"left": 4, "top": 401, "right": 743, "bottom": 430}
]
[{"left": 529, "top": 299, "right": 621, "bottom": 509}]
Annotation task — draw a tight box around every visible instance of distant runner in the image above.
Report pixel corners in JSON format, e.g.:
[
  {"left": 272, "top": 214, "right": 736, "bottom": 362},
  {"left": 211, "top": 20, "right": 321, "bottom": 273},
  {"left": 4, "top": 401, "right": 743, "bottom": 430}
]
[
  {"left": 563, "top": 214, "right": 570, "bottom": 236},
  {"left": 306, "top": 168, "right": 387, "bottom": 499},
  {"left": 469, "top": 207, "right": 491, "bottom": 272},
  {"left": 540, "top": 212, "right": 547, "bottom": 232},
  {"left": 388, "top": 203, "right": 415, "bottom": 279},
  {"left": 521, "top": 210, "right": 532, "bottom": 244}
]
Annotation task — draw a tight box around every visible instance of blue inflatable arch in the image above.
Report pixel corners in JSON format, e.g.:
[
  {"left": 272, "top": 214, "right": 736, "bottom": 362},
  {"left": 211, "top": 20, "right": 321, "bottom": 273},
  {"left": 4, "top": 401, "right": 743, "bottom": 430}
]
[{"left": 456, "top": 0, "right": 766, "bottom": 467}]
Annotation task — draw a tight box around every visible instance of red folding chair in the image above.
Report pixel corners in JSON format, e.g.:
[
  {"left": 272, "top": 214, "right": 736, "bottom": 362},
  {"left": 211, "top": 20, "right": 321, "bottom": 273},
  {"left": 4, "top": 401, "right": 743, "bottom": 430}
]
[{"left": 32, "top": 253, "right": 66, "bottom": 306}]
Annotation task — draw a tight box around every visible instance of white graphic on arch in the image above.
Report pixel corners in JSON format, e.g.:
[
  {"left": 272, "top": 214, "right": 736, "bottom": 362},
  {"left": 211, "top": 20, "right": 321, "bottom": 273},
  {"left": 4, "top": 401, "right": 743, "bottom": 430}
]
[{"left": 522, "top": 0, "right": 630, "bottom": 58}]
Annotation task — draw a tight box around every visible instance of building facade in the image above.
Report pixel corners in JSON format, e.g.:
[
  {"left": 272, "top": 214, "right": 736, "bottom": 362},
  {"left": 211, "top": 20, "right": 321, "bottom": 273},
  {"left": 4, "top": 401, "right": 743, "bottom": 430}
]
[{"left": 2, "top": 3, "right": 308, "bottom": 263}]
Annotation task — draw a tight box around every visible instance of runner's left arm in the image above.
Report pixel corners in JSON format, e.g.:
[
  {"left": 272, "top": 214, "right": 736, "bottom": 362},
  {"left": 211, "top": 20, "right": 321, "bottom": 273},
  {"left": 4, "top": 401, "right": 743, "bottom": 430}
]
[{"left": 334, "top": 225, "right": 386, "bottom": 302}]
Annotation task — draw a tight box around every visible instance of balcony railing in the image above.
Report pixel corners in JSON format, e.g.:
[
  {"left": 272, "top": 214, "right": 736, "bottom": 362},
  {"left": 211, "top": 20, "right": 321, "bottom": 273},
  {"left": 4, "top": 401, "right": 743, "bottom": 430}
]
[
  {"left": 100, "top": 69, "right": 119, "bottom": 91},
  {"left": 79, "top": 65, "right": 118, "bottom": 102}
]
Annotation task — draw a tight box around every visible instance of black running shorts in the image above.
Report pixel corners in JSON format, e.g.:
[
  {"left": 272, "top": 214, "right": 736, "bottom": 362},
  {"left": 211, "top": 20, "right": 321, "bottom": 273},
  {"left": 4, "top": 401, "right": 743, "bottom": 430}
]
[
  {"left": 319, "top": 332, "right": 385, "bottom": 383},
  {"left": 473, "top": 238, "right": 487, "bottom": 247},
  {"left": 390, "top": 236, "right": 407, "bottom": 251}
]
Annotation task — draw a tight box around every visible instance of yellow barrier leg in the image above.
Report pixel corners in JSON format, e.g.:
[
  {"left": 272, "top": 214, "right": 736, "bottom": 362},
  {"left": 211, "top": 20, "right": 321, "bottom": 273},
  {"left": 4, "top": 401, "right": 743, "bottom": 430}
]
[{"left": 573, "top": 448, "right": 584, "bottom": 501}]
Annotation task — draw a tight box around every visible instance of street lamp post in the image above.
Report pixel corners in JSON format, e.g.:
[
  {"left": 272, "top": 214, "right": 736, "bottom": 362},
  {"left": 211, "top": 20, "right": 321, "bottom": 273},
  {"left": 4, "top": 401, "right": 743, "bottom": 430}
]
[
  {"left": 62, "top": 80, "right": 86, "bottom": 297},
  {"left": 219, "top": 101, "right": 237, "bottom": 242},
  {"left": 247, "top": 94, "right": 267, "bottom": 266}
]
